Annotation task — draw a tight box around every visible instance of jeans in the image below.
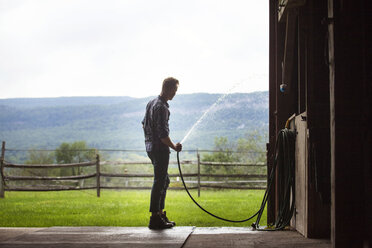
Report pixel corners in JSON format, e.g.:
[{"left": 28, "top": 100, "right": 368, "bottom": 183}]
[{"left": 147, "top": 151, "right": 170, "bottom": 213}]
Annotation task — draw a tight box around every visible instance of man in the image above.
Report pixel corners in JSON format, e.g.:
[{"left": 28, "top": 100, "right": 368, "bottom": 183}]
[{"left": 142, "top": 77, "right": 182, "bottom": 229}]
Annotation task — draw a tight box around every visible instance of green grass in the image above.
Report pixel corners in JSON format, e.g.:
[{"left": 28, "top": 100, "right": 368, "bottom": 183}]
[{"left": 0, "top": 190, "right": 266, "bottom": 227}]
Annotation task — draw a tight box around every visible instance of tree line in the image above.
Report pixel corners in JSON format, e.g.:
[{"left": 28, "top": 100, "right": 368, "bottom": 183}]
[{"left": 201, "top": 131, "right": 267, "bottom": 175}]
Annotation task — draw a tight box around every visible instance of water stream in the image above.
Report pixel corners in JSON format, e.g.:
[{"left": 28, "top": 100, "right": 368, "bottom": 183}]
[{"left": 180, "top": 81, "right": 243, "bottom": 144}]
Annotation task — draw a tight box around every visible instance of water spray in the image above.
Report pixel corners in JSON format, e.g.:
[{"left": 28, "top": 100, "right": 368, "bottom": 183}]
[
  {"left": 181, "top": 79, "right": 247, "bottom": 144},
  {"left": 181, "top": 91, "right": 233, "bottom": 144},
  {"left": 181, "top": 75, "right": 267, "bottom": 144}
]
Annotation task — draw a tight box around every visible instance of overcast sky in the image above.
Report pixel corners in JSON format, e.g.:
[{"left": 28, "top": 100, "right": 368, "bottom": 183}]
[{"left": 0, "top": 0, "right": 268, "bottom": 99}]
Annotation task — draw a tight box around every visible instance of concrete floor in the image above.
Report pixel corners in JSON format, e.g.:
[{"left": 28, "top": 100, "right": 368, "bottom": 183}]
[
  {"left": 185, "top": 227, "right": 331, "bottom": 248},
  {"left": 0, "top": 227, "right": 331, "bottom": 248}
]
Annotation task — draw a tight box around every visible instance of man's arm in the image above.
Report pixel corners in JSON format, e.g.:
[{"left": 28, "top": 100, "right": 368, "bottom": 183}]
[{"left": 161, "top": 136, "right": 182, "bottom": 152}]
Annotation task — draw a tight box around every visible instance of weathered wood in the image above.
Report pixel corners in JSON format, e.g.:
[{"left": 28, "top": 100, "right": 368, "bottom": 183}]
[
  {"left": 200, "top": 174, "right": 266, "bottom": 178},
  {"left": 4, "top": 161, "right": 96, "bottom": 168},
  {"left": 278, "top": 0, "right": 306, "bottom": 22},
  {"left": 0, "top": 141, "right": 5, "bottom": 198},
  {"left": 281, "top": 10, "right": 297, "bottom": 94},
  {"left": 99, "top": 186, "right": 198, "bottom": 190},
  {"left": 200, "top": 162, "right": 265, "bottom": 167},
  {"left": 100, "top": 173, "right": 198, "bottom": 178},
  {"left": 268, "top": 0, "right": 277, "bottom": 225},
  {"left": 4, "top": 173, "right": 96, "bottom": 181},
  {"left": 100, "top": 160, "right": 196, "bottom": 165},
  {"left": 197, "top": 151, "right": 201, "bottom": 197},
  {"left": 328, "top": 0, "right": 371, "bottom": 246},
  {"left": 100, "top": 161, "right": 152, "bottom": 165},
  {"left": 5, "top": 186, "right": 97, "bottom": 191},
  {"left": 96, "top": 154, "right": 100, "bottom": 197},
  {"left": 293, "top": 112, "right": 307, "bottom": 236},
  {"left": 3, "top": 148, "right": 267, "bottom": 195},
  {"left": 200, "top": 185, "right": 266, "bottom": 190},
  {"left": 100, "top": 173, "right": 265, "bottom": 179},
  {"left": 304, "top": 0, "right": 331, "bottom": 238},
  {"left": 187, "top": 180, "right": 267, "bottom": 185}
]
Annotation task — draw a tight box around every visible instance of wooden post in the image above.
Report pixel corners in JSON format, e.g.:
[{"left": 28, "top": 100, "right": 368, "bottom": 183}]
[
  {"left": 0, "top": 141, "right": 5, "bottom": 198},
  {"left": 96, "top": 154, "right": 100, "bottom": 197},
  {"left": 197, "top": 150, "right": 201, "bottom": 197}
]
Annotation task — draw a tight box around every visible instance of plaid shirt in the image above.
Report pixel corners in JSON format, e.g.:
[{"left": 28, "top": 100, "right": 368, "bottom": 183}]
[{"left": 142, "top": 96, "right": 170, "bottom": 152}]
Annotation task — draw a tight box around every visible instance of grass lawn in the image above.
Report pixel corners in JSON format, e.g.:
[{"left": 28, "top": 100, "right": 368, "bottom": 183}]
[{"left": 0, "top": 189, "right": 266, "bottom": 227}]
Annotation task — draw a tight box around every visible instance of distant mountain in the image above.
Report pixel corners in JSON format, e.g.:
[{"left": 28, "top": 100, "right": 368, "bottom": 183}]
[
  {"left": 0, "top": 96, "right": 134, "bottom": 108},
  {"left": 0, "top": 92, "right": 268, "bottom": 151}
]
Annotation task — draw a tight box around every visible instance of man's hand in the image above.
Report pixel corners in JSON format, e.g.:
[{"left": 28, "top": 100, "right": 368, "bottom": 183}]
[
  {"left": 161, "top": 137, "right": 182, "bottom": 152},
  {"left": 175, "top": 142, "right": 182, "bottom": 152}
]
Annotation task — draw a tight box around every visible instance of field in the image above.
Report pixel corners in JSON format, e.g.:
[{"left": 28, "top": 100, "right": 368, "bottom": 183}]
[{"left": 0, "top": 189, "right": 267, "bottom": 227}]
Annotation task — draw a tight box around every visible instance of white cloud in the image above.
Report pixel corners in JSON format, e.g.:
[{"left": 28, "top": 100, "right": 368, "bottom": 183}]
[{"left": 0, "top": 0, "right": 268, "bottom": 98}]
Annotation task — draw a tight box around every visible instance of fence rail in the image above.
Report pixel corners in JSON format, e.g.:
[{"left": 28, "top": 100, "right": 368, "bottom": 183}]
[
  {"left": 5, "top": 186, "right": 97, "bottom": 192},
  {"left": 100, "top": 173, "right": 199, "bottom": 178},
  {"left": 200, "top": 161, "right": 266, "bottom": 167},
  {"left": 3, "top": 161, "right": 96, "bottom": 168},
  {"left": 4, "top": 173, "right": 97, "bottom": 181},
  {"left": 0, "top": 141, "right": 267, "bottom": 198}
]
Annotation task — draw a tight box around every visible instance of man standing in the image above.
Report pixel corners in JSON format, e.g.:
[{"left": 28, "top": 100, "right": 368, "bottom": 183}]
[{"left": 142, "top": 77, "right": 182, "bottom": 229}]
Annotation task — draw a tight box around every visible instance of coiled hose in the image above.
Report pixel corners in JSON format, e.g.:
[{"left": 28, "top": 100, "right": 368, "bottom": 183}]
[{"left": 177, "top": 128, "right": 296, "bottom": 229}]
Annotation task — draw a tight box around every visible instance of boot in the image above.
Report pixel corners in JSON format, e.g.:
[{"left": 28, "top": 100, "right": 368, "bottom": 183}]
[
  {"left": 162, "top": 211, "right": 176, "bottom": 226},
  {"left": 148, "top": 214, "right": 173, "bottom": 230}
]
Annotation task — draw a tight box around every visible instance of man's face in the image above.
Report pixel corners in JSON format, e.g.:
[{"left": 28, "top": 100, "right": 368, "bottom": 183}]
[{"left": 168, "top": 85, "right": 178, "bottom": 100}]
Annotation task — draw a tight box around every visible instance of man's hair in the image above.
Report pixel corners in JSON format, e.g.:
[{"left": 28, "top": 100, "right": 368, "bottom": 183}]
[{"left": 162, "top": 77, "right": 179, "bottom": 92}]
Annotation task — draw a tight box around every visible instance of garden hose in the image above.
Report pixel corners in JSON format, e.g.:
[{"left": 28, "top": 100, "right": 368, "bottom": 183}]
[
  {"left": 177, "top": 151, "right": 260, "bottom": 223},
  {"left": 253, "top": 128, "right": 296, "bottom": 231},
  {"left": 177, "top": 128, "right": 296, "bottom": 229}
]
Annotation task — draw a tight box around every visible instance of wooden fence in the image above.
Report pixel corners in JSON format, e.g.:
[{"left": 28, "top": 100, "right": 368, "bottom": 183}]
[{"left": 0, "top": 141, "right": 267, "bottom": 198}]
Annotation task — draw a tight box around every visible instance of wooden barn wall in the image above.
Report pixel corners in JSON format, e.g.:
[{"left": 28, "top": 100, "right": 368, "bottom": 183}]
[
  {"left": 328, "top": 0, "right": 372, "bottom": 247},
  {"left": 267, "top": 0, "right": 277, "bottom": 224},
  {"left": 268, "top": 0, "right": 371, "bottom": 246},
  {"left": 268, "top": 0, "right": 331, "bottom": 237},
  {"left": 268, "top": 0, "right": 298, "bottom": 224},
  {"left": 301, "top": 0, "right": 331, "bottom": 238}
]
